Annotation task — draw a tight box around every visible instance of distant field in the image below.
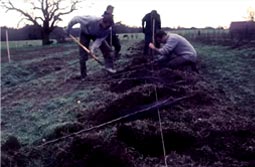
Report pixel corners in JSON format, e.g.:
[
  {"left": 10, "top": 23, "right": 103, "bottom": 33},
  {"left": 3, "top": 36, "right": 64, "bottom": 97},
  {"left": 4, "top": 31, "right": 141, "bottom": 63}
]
[
  {"left": 0, "top": 39, "right": 59, "bottom": 49},
  {"left": 169, "top": 29, "right": 229, "bottom": 35},
  {"left": 0, "top": 30, "right": 231, "bottom": 50},
  {"left": 1, "top": 40, "right": 42, "bottom": 49},
  {"left": 0, "top": 33, "right": 144, "bottom": 50}
]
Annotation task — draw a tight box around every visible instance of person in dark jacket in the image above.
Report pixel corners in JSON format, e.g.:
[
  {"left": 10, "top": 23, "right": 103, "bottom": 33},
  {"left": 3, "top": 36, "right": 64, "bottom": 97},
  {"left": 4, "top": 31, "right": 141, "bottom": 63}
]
[
  {"left": 103, "top": 5, "right": 121, "bottom": 59},
  {"left": 142, "top": 10, "right": 161, "bottom": 56},
  {"left": 66, "top": 14, "right": 116, "bottom": 79}
]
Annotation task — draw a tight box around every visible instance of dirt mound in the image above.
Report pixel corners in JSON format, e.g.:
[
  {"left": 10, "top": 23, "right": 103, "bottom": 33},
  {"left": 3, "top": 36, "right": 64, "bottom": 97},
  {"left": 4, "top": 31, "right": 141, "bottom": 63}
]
[
  {"left": 2, "top": 43, "right": 255, "bottom": 167},
  {"left": 48, "top": 135, "right": 131, "bottom": 167}
]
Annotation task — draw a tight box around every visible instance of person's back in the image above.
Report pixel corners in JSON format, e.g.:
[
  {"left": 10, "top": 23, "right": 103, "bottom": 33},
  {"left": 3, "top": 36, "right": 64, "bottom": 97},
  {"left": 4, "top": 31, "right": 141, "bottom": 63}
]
[
  {"left": 67, "top": 15, "right": 112, "bottom": 39},
  {"left": 164, "top": 33, "right": 197, "bottom": 62},
  {"left": 152, "top": 11, "right": 161, "bottom": 31},
  {"left": 142, "top": 10, "right": 161, "bottom": 55},
  {"left": 142, "top": 10, "right": 161, "bottom": 33}
]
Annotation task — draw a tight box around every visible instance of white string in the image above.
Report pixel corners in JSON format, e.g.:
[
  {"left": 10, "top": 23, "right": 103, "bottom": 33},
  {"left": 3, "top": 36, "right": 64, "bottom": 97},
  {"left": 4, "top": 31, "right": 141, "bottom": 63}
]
[
  {"left": 154, "top": 86, "right": 168, "bottom": 166},
  {"left": 151, "top": 18, "right": 168, "bottom": 167},
  {"left": 37, "top": 95, "right": 193, "bottom": 148}
]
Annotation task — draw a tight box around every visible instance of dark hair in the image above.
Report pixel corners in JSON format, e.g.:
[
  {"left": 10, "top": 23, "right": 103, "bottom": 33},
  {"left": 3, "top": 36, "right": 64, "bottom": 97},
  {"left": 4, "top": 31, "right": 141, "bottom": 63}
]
[
  {"left": 151, "top": 10, "right": 157, "bottom": 14},
  {"left": 106, "top": 5, "right": 114, "bottom": 11},
  {"left": 102, "top": 5, "right": 114, "bottom": 17},
  {"left": 156, "top": 30, "right": 167, "bottom": 39},
  {"left": 102, "top": 14, "right": 114, "bottom": 25}
]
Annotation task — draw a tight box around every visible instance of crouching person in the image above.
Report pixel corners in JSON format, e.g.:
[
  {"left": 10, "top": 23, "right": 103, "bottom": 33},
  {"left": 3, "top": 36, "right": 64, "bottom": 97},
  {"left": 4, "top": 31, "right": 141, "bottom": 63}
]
[
  {"left": 66, "top": 14, "right": 116, "bottom": 80},
  {"left": 149, "top": 30, "right": 198, "bottom": 72}
]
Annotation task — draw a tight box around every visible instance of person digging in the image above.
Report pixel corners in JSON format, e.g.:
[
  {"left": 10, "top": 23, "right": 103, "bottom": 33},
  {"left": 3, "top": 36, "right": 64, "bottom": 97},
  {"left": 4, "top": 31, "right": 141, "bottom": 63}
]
[{"left": 66, "top": 13, "right": 117, "bottom": 80}]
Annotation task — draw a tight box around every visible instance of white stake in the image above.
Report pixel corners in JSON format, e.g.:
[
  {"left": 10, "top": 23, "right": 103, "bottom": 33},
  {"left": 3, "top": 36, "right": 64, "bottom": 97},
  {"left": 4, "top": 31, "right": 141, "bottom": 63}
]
[{"left": 5, "top": 29, "right": 11, "bottom": 63}]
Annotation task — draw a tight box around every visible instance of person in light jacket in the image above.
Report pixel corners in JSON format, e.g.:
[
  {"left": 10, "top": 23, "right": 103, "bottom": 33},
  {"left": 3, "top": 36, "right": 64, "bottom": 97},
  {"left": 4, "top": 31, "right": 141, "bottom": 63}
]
[
  {"left": 149, "top": 30, "right": 198, "bottom": 71},
  {"left": 66, "top": 14, "right": 116, "bottom": 79}
]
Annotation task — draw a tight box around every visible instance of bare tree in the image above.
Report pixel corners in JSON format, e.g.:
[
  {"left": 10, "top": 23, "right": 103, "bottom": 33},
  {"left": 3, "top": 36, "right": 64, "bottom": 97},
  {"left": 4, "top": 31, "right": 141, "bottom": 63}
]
[
  {"left": 247, "top": 7, "right": 255, "bottom": 22},
  {"left": 1, "top": 0, "right": 81, "bottom": 45}
]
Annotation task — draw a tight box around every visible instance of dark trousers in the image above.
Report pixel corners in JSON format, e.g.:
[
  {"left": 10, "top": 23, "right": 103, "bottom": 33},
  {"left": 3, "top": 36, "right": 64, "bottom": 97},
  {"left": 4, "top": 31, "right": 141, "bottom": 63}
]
[
  {"left": 144, "top": 32, "right": 160, "bottom": 56},
  {"left": 106, "top": 33, "right": 121, "bottom": 55},
  {"left": 79, "top": 32, "right": 114, "bottom": 78},
  {"left": 156, "top": 55, "right": 197, "bottom": 71}
]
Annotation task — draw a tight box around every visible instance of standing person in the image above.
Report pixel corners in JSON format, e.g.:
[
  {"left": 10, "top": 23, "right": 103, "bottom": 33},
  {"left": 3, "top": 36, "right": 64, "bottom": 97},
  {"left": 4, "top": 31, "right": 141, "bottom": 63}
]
[
  {"left": 142, "top": 10, "right": 161, "bottom": 56},
  {"left": 66, "top": 13, "right": 116, "bottom": 80},
  {"left": 103, "top": 5, "right": 121, "bottom": 59},
  {"left": 149, "top": 30, "right": 198, "bottom": 71}
]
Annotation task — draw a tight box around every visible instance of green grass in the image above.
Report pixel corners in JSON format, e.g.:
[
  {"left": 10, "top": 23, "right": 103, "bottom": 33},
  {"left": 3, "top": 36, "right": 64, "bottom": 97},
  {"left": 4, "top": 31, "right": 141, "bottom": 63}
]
[
  {"left": 1, "top": 36, "right": 254, "bottom": 147},
  {"left": 1, "top": 42, "right": 120, "bottom": 144},
  {"left": 1, "top": 62, "right": 37, "bottom": 87},
  {"left": 194, "top": 42, "right": 255, "bottom": 110}
]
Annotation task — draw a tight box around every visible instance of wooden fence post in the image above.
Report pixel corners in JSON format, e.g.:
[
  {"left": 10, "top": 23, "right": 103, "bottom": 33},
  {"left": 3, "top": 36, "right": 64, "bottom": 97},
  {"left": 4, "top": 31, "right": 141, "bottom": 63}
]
[{"left": 5, "top": 29, "right": 11, "bottom": 63}]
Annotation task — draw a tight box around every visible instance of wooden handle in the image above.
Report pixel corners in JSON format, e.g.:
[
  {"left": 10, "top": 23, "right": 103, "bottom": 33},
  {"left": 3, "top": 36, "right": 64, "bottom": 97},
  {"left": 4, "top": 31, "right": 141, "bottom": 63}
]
[{"left": 69, "top": 34, "right": 104, "bottom": 66}]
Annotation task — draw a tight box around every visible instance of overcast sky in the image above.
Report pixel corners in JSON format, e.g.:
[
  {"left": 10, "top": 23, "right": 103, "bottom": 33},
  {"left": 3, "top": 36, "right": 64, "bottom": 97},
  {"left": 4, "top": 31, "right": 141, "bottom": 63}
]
[{"left": 0, "top": 0, "right": 254, "bottom": 28}]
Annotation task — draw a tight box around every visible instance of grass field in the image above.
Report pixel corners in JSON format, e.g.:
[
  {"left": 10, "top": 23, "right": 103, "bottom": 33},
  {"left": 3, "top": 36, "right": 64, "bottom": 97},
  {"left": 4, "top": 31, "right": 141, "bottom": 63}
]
[
  {"left": 2, "top": 38, "right": 254, "bottom": 137},
  {"left": 196, "top": 42, "right": 255, "bottom": 112},
  {"left": 1, "top": 35, "right": 255, "bottom": 167}
]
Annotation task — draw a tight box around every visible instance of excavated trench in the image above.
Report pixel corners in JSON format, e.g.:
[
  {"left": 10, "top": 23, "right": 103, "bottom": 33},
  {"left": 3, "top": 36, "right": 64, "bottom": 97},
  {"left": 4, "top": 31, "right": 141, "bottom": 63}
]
[{"left": 2, "top": 45, "right": 255, "bottom": 167}]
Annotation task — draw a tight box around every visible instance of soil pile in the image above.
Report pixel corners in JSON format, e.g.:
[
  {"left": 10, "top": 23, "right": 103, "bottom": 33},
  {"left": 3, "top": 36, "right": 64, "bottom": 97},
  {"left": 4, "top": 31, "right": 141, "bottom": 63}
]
[{"left": 2, "top": 42, "right": 255, "bottom": 167}]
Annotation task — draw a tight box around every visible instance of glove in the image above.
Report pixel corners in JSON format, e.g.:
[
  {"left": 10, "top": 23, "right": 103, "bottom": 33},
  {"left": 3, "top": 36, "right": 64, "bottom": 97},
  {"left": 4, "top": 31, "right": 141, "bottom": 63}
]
[{"left": 90, "top": 46, "right": 96, "bottom": 55}]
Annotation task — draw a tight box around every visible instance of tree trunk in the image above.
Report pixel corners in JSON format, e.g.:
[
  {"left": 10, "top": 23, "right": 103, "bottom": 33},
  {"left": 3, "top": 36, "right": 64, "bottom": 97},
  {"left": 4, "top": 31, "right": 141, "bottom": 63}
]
[
  {"left": 42, "top": 31, "right": 51, "bottom": 45},
  {"left": 42, "top": 21, "right": 52, "bottom": 45}
]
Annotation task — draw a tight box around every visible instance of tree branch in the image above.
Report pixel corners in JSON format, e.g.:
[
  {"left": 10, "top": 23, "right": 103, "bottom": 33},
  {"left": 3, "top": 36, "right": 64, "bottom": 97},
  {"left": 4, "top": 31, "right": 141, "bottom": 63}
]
[
  {"left": 2, "top": 0, "right": 82, "bottom": 45},
  {"left": 49, "top": 0, "right": 80, "bottom": 30},
  {"left": 2, "top": 0, "right": 40, "bottom": 26}
]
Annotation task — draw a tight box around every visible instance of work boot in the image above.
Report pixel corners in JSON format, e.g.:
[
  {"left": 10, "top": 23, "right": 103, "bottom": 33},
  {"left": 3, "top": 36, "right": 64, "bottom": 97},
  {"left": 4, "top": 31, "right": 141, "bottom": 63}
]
[{"left": 80, "top": 74, "right": 87, "bottom": 81}]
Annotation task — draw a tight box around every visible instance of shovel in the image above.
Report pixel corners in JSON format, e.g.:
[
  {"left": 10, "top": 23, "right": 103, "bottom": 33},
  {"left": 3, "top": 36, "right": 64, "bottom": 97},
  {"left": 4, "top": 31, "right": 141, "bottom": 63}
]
[{"left": 69, "top": 34, "right": 104, "bottom": 66}]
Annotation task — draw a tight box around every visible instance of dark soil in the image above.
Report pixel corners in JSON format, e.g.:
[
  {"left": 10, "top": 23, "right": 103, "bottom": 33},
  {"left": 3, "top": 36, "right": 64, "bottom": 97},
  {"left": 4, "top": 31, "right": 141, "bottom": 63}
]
[{"left": 1, "top": 41, "right": 255, "bottom": 167}]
